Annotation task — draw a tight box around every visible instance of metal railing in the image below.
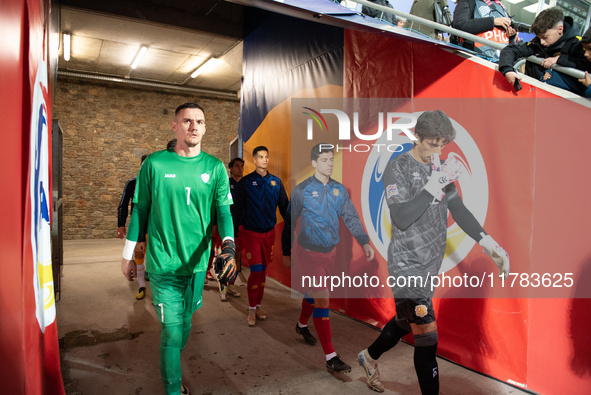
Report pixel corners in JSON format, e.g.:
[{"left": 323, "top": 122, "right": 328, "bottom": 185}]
[{"left": 352, "top": 0, "right": 586, "bottom": 80}]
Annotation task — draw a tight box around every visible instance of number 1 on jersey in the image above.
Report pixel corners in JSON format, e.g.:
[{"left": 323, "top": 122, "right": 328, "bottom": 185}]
[{"left": 186, "top": 187, "right": 190, "bottom": 205}]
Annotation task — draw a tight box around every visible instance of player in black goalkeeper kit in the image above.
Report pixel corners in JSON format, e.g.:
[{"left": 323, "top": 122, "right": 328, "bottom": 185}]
[
  {"left": 357, "top": 111, "right": 510, "bottom": 394},
  {"left": 120, "top": 103, "right": 236, "bottom": 395}
]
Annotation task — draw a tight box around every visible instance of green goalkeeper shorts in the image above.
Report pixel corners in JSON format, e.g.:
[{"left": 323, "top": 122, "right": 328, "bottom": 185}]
[{"left": 150, "top": 271, "right": 207, "bottom": 324}]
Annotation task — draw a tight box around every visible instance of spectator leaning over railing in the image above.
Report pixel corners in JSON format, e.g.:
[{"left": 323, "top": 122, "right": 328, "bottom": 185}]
[
  {"left": 499, "top": 8, "right": 587, "bottom": 88},
  {"left": 362, "top": 0, "right": 398, "bottom": 25},
  {"left": 541, "top": 26, "right": 591, "bottom": 97},
  {"left": 452, "top": 0, "right": 530, "bottom": 61}
]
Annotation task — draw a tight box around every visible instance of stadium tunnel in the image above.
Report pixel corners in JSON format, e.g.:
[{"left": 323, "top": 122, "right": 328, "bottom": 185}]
[{"left": 2, "top": 0, "right": 591, "bottom": 393}]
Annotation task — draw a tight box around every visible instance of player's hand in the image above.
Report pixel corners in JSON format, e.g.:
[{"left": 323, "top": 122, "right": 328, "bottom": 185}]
[
  {"left": 117, "top": 226, "right": 126, "bottom": 239},
  {"left": 424, "top": 154, "right": 448, "bottom": 200},
  {"left": 541, "top": 56, "right": 558, "bottom": 69},
  {"left": 363, "top": 244, "right": 375, "bottom": 261},
  {"left": 135, "top": 242, "right": 146, "bottom": 254},
  {"left": 506, "top": 26, "right": 517, "bottom": 38},
  {"left": 121, "top": 258, "right": 136, "bottom": 281},
  {"left": 214, "top": 239, "right": 237, "bottom": 286},
  {"left": 504, "top": 71, "right": 520, "bottom": 86},
  {"left": 479, "top": 235, "right": 510, "bottom": 279},
  {"left": 424, "top": 154, "right": 463, "bottom": 201},
  {"left": 283, "top": 255, "right": 292, "bottom": 270},
  {"left": 439, "top": 154, "right": 462, "bottom": 182},
  {"left": 579, "top": 71, "right": 591, "bottom": 87}
]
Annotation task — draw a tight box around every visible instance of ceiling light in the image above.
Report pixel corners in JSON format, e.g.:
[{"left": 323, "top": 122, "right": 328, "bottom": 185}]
[
  {"left": 523, "top": 3, "right": 549, "bottom": 12},
  {"left": 504, "top": 0, "right": 525, "bottom": 4},
  {"left": 191, "top": 58, "right": 222, "bottom": 78},
  {"left": 63, "top": 33, "right": 70, "bottom": 61},
  {"left": 131, "top": 46, "right": 148, "bottom": 69}
]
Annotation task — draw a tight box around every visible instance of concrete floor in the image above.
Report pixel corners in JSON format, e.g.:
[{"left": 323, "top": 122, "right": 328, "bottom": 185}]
[{"left": 57, "top": 239, "right": 526, "bottom": 395}]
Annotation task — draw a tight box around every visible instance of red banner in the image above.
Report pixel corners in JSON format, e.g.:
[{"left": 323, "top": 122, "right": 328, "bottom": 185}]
[
  {"left": 0, "top": 0, "right": 64, "bottom": 393},
  {"left": 241, "top": 16, "right": 591, "bottom": 394}
]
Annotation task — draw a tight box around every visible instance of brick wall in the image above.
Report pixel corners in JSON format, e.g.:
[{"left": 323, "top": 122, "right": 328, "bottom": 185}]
[{"left": 54, "top": 77, "right": 240, "bottom": 239}]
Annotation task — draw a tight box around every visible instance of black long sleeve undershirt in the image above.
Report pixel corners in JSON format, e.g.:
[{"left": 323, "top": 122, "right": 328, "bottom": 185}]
[
  {"left": 390, "top": 191, "right": 486, "bottom": 243},
  {"left": 447, "top": 195, "right": 486, "bottom": 243},
  {"left": 389, "top": 190, "right": 433, "bottom": 230}
]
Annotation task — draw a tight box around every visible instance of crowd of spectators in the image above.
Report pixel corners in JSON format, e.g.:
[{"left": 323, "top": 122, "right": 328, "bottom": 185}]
[{"left": 354, "top": 0, "right": 591, "bottom": 98}]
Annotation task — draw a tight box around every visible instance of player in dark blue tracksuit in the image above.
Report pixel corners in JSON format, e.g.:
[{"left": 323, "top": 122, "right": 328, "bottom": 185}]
[
  {"left": 282, "top": 143, "right": 375, "bottom": 374},
  {"left": 235, "top": 146, "right": 289, "bottom": 326}
]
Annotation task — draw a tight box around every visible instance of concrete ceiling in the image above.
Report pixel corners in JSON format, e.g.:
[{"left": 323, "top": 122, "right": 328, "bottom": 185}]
[{"left": 59, "top": 6, "right": 243, "bottom": 93}]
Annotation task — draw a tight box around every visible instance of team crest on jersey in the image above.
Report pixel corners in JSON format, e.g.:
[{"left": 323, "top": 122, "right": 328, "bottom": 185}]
[
  {"left": 271, "top": 180, "right": 276, "bottom": 186},
  {"left": 252, "top": 181, "right": 258, "bottom": 186},
  {"left": 415, "top": 305, "right": 428, "bottom": 318},
  {"left": 201, "top": 173, "right": 210, "bottom": 183},
  {"left": 413, "top": 172, "right": 421, "bottom": 180},
  {"left": 333, "top": 189, "right": 339, "bottom": 196},
  {"left": 312, "top": 191, "right": 318, "bottom": 197},
  {"left": 386, "top": 184, "right": 398, "bottom": 198},
  {"left": 165, "top": 174, "right": 176, "bottom": 178}
]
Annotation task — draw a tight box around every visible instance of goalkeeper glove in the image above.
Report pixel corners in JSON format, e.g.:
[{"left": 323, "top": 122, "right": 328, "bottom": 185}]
[
  {"left": 423, "top": 153, "right": 463, "bottom": 201},
  {"left": 479, "top": 233, "right": 510, "bottom": 280},
  {"left": 214, "top": 239, "right": 237, "bottom": 285}
]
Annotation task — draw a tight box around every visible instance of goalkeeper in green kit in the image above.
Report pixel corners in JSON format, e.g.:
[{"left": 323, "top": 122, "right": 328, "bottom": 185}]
[{"left": 121, "top": 103, "right": 237, "bottom": 395}]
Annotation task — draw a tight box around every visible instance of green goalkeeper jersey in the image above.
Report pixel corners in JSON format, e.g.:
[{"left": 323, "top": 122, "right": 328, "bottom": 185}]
[{"left": 127, "top": 148, "right": 233, "bottom": 275}]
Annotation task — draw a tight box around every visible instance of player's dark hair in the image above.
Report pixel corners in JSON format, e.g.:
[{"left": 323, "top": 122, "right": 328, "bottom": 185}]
[
  {"left": 167, "top": 139, "right": 177, "bottom": 149},
  {"left": 531, "top": 7, "right": 564, "bottom": 36},
  {"left": 311, "top": 143, "right": 334, "bottom": 161},
  {"left": 229, "top": 157, "right": 244, "bottom": 168},
  {"left": 253, "top": 146, "right": 269, "bottom": 157},
  {"left": 414, "top": 110, "right": 456, "bottom": 144},
  {"left": 581, "top": 26, "right": 591, "bottom": 44},
  {"left": 175, "top": 102, "right": 205, "bottom": 116},
  {"left": 140, "top": 154, "right": 148, "bottom": 163}
]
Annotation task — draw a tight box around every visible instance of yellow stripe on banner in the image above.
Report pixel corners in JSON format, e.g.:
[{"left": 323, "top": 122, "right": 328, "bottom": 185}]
[
  {"left": 382, "top": 210, "right": 392, "bottom": 243},
  {"left": 38, "top": 261, "right": 55, "bottom": 310},
  {"left": 43, "top": 284, "right": 55, "bottom": 310},
  {"left": 331, "top": 150, "right": 343, "bottom": 184},
  {"left": 444, "top": 228, "right": 467, "bottom": 259}
]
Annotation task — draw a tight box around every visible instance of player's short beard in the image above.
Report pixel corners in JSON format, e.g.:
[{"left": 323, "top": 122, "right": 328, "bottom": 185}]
[
  {"left": 184, "top": 139, "right": 199, "bottom": 148},
  {"left": 318, "top": 167, "right": 332, "bottom": 178}
]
